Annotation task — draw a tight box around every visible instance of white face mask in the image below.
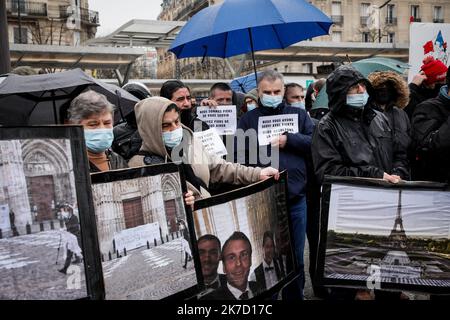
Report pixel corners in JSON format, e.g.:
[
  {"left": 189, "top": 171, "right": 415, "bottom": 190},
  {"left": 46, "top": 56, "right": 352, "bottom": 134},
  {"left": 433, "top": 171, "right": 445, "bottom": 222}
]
[
  {"left": 162, "top": 127, "right": 183, "bottom": 149},
  {"left": 260, "top": 94, "right": 283, "bottom": 108},
  {"left": 346, "top": 91, "right": 370, "bottom": 109}
]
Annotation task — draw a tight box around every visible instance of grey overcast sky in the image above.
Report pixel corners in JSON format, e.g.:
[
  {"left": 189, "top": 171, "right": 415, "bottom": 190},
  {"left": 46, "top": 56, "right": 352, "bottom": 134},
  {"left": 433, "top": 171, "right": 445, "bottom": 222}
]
[{"left": 89, "top": 0, "right": 163, "bottom": 37}]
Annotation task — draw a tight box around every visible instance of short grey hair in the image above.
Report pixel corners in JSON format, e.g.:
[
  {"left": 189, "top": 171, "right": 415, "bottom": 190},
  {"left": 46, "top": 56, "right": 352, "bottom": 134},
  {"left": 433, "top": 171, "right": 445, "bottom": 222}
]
[
  {"left": 257, "top": 69, "right": 284, "bottom": 87},
  {"left": 67, "top": 90, "right": 115, "bottom": 123}
]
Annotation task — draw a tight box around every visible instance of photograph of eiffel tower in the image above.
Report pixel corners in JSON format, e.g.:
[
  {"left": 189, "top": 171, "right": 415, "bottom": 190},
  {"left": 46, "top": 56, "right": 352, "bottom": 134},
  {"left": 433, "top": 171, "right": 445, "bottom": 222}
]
[{"left": 323, "top": 184, "right": 450, "bottom": 291}]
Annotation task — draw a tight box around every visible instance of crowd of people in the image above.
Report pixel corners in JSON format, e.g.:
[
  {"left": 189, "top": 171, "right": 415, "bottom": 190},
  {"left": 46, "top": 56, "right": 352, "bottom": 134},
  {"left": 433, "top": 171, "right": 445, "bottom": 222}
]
[{"left": 14, "top": 54, "right": 448, "bottom": 300}]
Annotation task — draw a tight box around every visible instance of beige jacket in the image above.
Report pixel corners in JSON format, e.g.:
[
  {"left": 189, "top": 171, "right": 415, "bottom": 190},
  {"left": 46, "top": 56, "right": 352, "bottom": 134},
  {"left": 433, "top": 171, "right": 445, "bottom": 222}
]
[{"left": 128, "top": 97, "right": 262, "bottom": 198}]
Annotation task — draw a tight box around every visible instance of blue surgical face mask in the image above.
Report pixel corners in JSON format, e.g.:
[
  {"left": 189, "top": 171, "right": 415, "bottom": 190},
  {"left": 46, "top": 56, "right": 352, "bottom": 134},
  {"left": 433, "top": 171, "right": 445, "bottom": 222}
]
[
  {"left": 290, "top": 101, "right": 306, "bottom": 110},
  {"left": 346, "top": 91, "right": 369, "bottom": 109},
  {"left": 261, "top": 94, "right": 283, "bottom": 108},
  {"left": 247, "top": 103, "right": 257, "bottom": 112},
  {"left": 163, "top": 127, "right": 183, "bottom": 149},
  {"left": 84, "top": 128, "right": 114, "bottom": 153}
]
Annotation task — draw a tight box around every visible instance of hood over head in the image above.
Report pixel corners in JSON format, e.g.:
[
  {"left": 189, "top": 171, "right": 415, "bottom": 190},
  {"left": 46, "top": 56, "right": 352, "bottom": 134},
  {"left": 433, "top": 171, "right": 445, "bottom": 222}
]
[
  {"left": 134, "top": 96, "right": 178, "bottom": 157},
  {"left": 326, "top": 65, "right": 373, "bottom": 114},
  {"left": 368, "top": 71, "right": 410, "bottom": 109}
]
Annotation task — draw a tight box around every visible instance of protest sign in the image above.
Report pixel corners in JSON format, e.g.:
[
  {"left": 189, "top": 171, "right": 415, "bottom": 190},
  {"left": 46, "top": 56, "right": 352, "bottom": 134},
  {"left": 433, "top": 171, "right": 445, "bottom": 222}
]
[
  {"left": 196, "top": 106, "right": 237, "bottom": 135},
  {"left": 194, "top": 128, "right": 228, "bottom": 158},
  {"left": 409, "top": 23, "right": 450, "bottom": 82},
  {"left": 258, "top": 114, "right": 299, "bottom": 146}
]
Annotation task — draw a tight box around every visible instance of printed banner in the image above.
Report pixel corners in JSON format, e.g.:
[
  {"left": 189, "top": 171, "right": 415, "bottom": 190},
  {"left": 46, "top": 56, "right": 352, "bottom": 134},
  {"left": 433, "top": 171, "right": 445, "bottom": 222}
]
[
  {"left": 258, "top": 114, "right": 299, "bottom": 146},
  {"left": 196, "top": 106, "right": 237, "bottom": 135}
]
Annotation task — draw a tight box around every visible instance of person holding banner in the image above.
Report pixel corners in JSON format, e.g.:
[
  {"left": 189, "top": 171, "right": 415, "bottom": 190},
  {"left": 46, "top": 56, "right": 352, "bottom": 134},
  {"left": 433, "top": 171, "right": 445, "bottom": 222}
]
[
  {"left": 312, "top": 65, "right": 409, "bottom": 300},
  {"left": 236, "top": 69, "right": 314, "bottom": 299},
  {"left": 160, "top": 80, "right": 209, "bottom": 132},
  {"left": 128, "top": 97, "right": 279, "bottom": 203}
]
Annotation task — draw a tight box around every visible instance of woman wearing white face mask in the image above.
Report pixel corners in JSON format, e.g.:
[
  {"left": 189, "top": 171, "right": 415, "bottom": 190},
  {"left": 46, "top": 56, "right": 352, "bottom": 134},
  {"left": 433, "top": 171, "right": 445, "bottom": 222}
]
[
  {"left": 128, "top": 97, "right": 280, "bottom": 206},
  {"left": 67, "top": 90, "right": 128, "bottom": 172}
]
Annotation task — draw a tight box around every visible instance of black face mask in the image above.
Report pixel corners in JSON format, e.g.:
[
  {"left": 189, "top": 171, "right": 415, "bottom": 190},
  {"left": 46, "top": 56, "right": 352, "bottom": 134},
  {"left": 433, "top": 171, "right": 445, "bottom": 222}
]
[{"left": 375, "top": 87, "right": 397, "bottom": 105}]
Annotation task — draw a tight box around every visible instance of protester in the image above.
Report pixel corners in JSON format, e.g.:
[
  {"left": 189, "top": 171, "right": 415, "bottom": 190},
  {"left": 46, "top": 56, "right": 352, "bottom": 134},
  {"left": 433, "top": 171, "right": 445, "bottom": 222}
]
[
  {"left": 368, "top": 71, "right": 411, "bottom": 180},
  {"left": 244, "top": 89, "right": 259, "bottom": 113},
  {"left": 128, "top": 97, "right": 279, "bottom": 202},
  {"left": 201, "top": 82, "right": 233, "bottom": 107},
  {"left": 236, "top": 69, "right": 314, "bottom": 299},
  {"left": 112, "top": 81, "right": 151, "bottom": 160},
  {"left": 312, "top": 65, "right": 409, "bottom": 300},
  {"left": 67, "top": 91, "right": 128, "bottom": 172},
  {"left": 160, "top": 80, "right": 209, "bottom": 132},
  {"left": 284, "top": 83, "right": 305, "bottom": 110},
  {"left": 201, "top": 231, "right": 262, "bottom": 300},
  {"left": 404, "top": 56, "right": 448, "bottom": 119},
  {"left": 412, "top": 67, "right": 450, "bottom": 183}
]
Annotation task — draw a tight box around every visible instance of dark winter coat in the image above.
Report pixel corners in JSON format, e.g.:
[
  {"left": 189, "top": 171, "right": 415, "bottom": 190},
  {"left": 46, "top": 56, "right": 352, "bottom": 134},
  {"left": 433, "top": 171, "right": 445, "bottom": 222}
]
[
  {"left": 412, "top": 85, "right": 450, "bottom": 183},
  {"left": 89, "top": 149, "right": 128, "bottom": 173},
  {"left": 312, "top": 65, "right": 409, "bottom": 184},
  {"left": 404, "top": 83, "right": 441, "bottom": 120}
]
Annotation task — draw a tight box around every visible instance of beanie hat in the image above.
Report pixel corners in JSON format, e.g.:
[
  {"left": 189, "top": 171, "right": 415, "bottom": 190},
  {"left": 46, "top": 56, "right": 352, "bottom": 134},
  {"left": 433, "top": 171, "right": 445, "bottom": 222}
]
[
  {"left": 421, "top": 56, "right": 448, "bottom": 85},
  {"left": 122, "top": 82, "right": 152, "bottom": 100},
  {"left": 244, "top": 88, "right": 258, "bottom": 102}
]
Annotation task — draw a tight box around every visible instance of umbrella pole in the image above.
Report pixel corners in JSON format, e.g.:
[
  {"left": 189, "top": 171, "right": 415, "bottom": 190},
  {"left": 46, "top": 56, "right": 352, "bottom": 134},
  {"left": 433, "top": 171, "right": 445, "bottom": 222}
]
[
  {"left": 51, "top": 90, "right": 58, "bottom": 124},
  {"left": 247, "top": 28, "right": 258, "bottom": 84}
]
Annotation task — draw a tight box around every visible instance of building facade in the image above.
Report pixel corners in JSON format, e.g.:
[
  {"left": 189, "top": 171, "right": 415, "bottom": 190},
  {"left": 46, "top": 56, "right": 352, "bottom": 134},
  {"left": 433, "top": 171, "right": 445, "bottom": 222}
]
[
  {"left": 5, "top": 0, "right": 99, "bottom": 46},
  {"left": 158, "top": 0, "right": 450, "bottom": 78}
]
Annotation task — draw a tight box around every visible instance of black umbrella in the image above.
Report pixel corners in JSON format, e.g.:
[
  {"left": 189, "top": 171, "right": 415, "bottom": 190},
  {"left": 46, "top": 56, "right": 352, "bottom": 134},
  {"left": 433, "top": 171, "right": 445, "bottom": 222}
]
[{"left": 0, "top": 68, "right": 139, "bottom": 126}]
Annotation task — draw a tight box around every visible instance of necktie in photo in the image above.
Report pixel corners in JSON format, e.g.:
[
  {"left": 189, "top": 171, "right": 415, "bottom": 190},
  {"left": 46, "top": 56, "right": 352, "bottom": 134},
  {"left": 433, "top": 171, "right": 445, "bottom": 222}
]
[
  {"left": 265, "top": 266, "right": 274, "bottom": 271},
  {"left": 239, "top": 291, "right": 249, "bottom": 300}
]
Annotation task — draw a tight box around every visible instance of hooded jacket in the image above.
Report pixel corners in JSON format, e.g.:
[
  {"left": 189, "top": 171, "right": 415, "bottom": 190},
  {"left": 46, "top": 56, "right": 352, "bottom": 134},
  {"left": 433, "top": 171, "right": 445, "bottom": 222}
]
[
  {"left": 412, "top": 85, "right": 450, "bottom": 183},
  {"left": 312, "top": 65, "right": 409, "bottom": 184},
  {"left": 368, "top": 71, "right": 411, "bottom": 179},
  {"left": 128, "top": 97, "right": 262, "bottom": 198}
]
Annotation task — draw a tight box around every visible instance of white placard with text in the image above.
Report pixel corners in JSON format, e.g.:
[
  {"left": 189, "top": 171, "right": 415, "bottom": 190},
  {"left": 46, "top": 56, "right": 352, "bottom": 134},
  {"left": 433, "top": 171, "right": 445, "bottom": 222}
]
[
  {"left": 194, "top": 128, "right": 228, "bottom": 158},
  {"left": 196, "top": 105, "right": 237, "bottom": 135},
  {"left": 258, "top": 114, "right": 299, "bottom": 146}
]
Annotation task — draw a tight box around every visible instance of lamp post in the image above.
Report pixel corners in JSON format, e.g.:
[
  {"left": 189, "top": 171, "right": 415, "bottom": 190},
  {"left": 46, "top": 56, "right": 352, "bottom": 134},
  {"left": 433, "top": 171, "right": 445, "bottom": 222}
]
[{"left": 378, "top": 0, "right": 392, "bottom": 43}]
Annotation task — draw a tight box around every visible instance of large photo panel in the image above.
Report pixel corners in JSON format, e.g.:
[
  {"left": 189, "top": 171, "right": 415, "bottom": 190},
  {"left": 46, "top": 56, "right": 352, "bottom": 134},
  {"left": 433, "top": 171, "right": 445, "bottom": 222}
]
[
  {"left": 0, "top": 126, "right": 101, "bottom": 300},
  {"left": 192, "top": 172, "right": 296, "bottom": 300},
  {"left": 90, "top": 163, "right": 199, "bottom": 300},
  {"left": 318, "top": 177, "right": 450, "bottom": 294}
]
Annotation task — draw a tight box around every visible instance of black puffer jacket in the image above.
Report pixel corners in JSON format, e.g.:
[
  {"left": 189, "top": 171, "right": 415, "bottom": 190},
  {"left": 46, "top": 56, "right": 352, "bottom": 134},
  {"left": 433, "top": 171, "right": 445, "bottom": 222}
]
[
  {"left": 312, "top": 65, "right": 409, "bottom": 184},
  {"left": 412, "top": 86, "right": 450, "bottom": 183}
]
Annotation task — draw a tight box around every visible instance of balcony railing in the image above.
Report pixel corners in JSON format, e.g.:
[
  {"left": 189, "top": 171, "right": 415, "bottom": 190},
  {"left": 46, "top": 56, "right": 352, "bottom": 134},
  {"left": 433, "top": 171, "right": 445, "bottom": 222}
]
[
  {"left": 385, "top": 17, "right": 397, "bottom": 25},
  {"left": 59, "top": 6, "right": 99, "bottom": 25},
  {"left": 6, "top": 0, "right": 47, "bottom": 17},
  {"left": 360, "top": 16, "right": 369, "bottom": 26},
  {"left": 433, "top": 18, "right": 444, "bottom": 23},
  {"left": 331, "top": 15, "right": 344, "bottom": 25},
  {"left": 412, "top": 17, "right": 421, "bottom": 22}
]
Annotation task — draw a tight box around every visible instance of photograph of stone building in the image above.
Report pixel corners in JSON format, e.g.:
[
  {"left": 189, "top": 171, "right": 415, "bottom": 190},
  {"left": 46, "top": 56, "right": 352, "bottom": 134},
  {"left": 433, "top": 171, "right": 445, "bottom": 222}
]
[
  {"left": 91, "top": 170, "right": 196, "bottom": 300},
  {"left": 0, "top": 138, "right": 86, "bottom": 300},
  {"left": 193, "top": 179, "right": 294, "bottom": 296},
  {"left": 323, "top": 184, "right": 450, "bottom": 290}
]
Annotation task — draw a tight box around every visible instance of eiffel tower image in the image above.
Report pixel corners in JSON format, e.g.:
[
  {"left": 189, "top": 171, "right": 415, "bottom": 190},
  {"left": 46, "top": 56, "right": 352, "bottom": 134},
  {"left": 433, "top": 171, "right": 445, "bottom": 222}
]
[{"left": 388, "top": 190, "right": 407, "bottom": 246}]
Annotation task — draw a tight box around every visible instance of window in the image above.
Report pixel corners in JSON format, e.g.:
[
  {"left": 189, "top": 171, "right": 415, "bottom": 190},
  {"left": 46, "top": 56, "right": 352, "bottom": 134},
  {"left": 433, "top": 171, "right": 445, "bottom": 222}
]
[
  {"left": 360, "top": 3, "right": 370, "bottom": 17},
  {"left": 13, "top": 27, "right": 27, "bottom": 44},
  {"left": 386, "top": 4, "right": 396, "bottom": 24},
  {"left": 332, "top": 31, "right": 342, "bottom": 42},
  {"left": 388, "top": 33, "right": 395, "bottom": 43},
  {"left": 302, "top": 63, "right": 313, "bottom": 74},
  {"left": 411, "top": 5, "right": 420, "bottom": 21},
  {"left": 331, "top": 1, "right": 343, "bottom": 24},
  {"left": 362, "top": 32, "right": 370, "bottom": 43},
  {"left": 434, "top": 6, "right": 444, "bottom": 23}
]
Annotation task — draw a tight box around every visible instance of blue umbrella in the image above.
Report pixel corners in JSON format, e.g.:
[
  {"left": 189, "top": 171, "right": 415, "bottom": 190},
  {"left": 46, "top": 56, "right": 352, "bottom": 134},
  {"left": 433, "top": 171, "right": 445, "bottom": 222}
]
[
  {"left": 230, "top": 72, "right": 261, "bottom": 93},
  {"left": 169, "top": 0, "right": 332, "bottom": 80}
]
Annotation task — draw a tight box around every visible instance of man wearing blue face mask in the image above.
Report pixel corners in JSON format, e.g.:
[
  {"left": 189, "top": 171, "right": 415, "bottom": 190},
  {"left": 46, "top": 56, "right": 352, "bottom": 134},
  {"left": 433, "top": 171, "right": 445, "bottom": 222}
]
[
  {"left": 236, "top": 70, "right": 314, "bottom": 300},
  {"left": 311, "top": 65, "right": 409, "bottom": 300},
  {"left": 67, "top": 91, "right": 128, "bottom": 172},
  {"left": 284, "top": 83, "right": 306, "bottom": 110}
]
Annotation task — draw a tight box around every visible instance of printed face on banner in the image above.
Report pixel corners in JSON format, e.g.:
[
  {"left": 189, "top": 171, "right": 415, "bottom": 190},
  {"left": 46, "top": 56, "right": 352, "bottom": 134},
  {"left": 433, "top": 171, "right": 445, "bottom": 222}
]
[
  {"left": 321, "top": 182, "right": 450, "bottom": 292},
  {"left": 258, "top": 114, "right": 299, "bottom": 146},
  {"left": 196, "top": 106, "right": 237, "bottom": 135},
  {"left": 0, "top": 138, "right": 87, "bottom": 300},
  {"left": 91, "top": 167, "right": 197, "bottom": 300},
  {"left": 409, "top": 23, "right": 450, "bottom": 83},
  {"left": 193, "top": 176, "right": 295, "bottom": 300}
]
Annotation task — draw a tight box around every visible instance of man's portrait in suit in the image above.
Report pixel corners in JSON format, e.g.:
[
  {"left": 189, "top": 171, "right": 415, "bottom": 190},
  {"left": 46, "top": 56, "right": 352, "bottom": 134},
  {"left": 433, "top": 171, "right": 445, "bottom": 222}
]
[
  {"left": 250, "top": 231, "right": 286, "bottom": 290},
  {"left": 201, "top": 231, "right": 262, "bottom": 300},
  {"left": 198, "top": 234, "right": 227, "bottom": 290}
]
